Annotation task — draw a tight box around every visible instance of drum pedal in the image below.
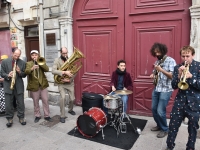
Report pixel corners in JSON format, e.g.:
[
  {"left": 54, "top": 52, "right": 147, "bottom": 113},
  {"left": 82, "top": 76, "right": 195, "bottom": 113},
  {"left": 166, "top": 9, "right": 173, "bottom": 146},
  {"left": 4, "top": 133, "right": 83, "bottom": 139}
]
[{"left": 120, "top": 123, "right": 127, "bottom": 133}]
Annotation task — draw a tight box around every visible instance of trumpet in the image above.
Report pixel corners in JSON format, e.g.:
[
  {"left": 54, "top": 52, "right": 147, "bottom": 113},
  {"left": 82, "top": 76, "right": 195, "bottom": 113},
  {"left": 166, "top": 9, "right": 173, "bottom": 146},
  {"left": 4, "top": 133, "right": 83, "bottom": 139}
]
[
  {"left": 33, "top": 57, "right": 45, "bottom": 79},
  {"left": 178, "top": 61, "right": 189, "bottom": 90}
]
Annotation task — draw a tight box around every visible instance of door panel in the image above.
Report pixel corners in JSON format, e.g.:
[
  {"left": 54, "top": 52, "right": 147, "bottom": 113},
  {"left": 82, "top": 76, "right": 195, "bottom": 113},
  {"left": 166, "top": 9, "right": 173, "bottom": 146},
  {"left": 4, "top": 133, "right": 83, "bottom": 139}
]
[
  {"left": 73, "top": 0, "right": 124, "bottom": 104},
  {"left": 25, "top": 37, "right": 39, "bottom": 62},
  {"left": 125, "top": 0, "right": 191, "bottom": 115}
]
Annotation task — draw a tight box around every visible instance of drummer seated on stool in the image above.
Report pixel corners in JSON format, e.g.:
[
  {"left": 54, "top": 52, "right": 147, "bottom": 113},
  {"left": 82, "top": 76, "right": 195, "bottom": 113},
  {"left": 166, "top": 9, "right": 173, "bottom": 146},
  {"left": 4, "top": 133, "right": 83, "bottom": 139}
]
[{"left": 104, "top": 60, "right": 133, "bottom": 115}]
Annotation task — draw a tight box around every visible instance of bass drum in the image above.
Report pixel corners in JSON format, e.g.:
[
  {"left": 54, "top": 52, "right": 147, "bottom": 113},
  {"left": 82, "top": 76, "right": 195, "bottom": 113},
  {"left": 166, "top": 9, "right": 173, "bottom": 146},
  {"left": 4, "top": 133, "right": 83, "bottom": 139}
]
[{"left": 77, "top": 107, "right": 107, "bottom": 138}]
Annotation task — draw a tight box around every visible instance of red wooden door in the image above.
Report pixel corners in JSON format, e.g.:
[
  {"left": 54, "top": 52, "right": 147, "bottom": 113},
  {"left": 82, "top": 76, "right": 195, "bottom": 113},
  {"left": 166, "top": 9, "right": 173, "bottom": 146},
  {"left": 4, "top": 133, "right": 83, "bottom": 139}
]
[
  {"left": 73, "top": 0, "right": 191, "bottom": 117},
  {"left": 125, "top": 0, "right": 191, "bottom": 116},
  {"left": 73, "top": 0, "right": 125, "bottom": 105}
]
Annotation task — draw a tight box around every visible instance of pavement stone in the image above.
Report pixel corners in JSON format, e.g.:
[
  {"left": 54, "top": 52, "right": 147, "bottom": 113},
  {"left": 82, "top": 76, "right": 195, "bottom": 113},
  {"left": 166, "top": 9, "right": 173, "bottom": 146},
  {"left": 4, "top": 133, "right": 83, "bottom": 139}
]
[{"left": 0, "top": 98, "right": 200, "bottom": 150}]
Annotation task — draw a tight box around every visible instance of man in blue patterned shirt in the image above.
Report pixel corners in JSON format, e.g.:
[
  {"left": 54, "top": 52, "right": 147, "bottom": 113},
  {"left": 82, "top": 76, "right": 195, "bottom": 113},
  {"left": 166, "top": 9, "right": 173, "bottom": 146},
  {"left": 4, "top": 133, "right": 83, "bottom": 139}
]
[
  {"left": 166, "top": 46, "right": 200, "bottom": 150},
  {"left": 150, "top": 43, "right": 176, "bottom": 138}
]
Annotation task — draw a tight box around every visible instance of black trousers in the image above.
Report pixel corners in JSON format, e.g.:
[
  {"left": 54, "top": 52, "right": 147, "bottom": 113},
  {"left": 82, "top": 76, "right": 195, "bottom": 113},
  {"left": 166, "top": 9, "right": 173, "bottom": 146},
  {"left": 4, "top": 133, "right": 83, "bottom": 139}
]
[
  {"left": 166, "top": 105, "right": 199, "bottom": 150},
  {"left": 5, "top": 91, "right": 25, "bottom": 120}
]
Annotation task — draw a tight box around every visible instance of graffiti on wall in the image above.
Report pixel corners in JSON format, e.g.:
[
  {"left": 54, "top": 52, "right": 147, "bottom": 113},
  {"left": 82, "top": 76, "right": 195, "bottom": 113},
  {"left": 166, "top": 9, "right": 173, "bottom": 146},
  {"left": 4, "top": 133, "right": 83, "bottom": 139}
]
[{"left": 10, "top": 27, "right": 18, "bottom": 48}]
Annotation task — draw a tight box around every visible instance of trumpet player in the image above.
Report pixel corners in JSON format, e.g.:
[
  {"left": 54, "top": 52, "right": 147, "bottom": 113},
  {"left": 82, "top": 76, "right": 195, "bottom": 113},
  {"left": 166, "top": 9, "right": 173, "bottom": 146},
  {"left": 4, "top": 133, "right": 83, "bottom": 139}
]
[
  {"left": 0, "top": 48, "right": 26, "bottom": 127},
  {"left": 166, "top": 46, "right": 200, "bottom": 150},
  {"left": 150, "top": 43, "right": 176, "bottom": 138},
  {"left": 25, "top": 50, "right": 52, "bottom": 123},
  {"left": 52, "top": 47, "right": 76, "bottom": 123}
]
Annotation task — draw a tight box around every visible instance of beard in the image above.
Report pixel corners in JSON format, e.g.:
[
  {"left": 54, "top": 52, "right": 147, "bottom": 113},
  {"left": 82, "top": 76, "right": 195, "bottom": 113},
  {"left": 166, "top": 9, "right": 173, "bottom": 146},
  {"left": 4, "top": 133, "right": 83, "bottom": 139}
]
[
  {"left": 60, "top": 55, "right": 67, "bottom": 61},
  {"left": 157, "top": 55, "right": 163, "bottom": 60}
]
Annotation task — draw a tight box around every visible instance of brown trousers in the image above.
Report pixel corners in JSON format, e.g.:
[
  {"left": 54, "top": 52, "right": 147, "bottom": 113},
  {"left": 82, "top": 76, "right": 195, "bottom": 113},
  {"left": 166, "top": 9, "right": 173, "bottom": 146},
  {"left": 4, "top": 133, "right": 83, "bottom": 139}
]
[
  {"left": 58, "top": 82, "right": 75, "bottom": 118},
  {"left": 30, "top": 88, "right": 50, "bottom": 118}
]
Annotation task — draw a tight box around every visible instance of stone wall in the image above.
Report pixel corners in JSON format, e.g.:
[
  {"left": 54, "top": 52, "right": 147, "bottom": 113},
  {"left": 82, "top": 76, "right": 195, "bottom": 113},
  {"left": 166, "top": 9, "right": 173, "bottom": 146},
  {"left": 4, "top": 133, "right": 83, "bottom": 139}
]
[{"left": 190, "top": 0, "right": 200, "bottom": 61}]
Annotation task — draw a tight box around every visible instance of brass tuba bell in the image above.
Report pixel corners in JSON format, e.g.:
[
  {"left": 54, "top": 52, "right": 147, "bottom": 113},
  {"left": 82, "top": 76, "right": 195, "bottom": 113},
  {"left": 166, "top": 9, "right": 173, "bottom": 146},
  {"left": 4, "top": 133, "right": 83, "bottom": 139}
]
[
  {"left": 54, "top": 47, "right": 85, "bottom": 84},
  {"left": 178, "top": 61, "right": 189, "bottom": 90}
]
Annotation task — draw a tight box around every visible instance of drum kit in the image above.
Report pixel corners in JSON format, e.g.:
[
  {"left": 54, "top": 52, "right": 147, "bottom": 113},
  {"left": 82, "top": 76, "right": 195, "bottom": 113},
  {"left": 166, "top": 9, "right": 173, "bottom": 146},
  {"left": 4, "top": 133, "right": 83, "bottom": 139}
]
[{"left": 76, "top": 90, "right": 141, "bottom": 140}]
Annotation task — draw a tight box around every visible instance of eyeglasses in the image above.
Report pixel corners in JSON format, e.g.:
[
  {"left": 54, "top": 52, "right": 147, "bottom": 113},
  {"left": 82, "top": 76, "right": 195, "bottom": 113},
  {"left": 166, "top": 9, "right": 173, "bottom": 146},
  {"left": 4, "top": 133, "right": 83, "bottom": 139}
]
[{"left": 62, "top": 53, "right": 68, "bottom": 55}]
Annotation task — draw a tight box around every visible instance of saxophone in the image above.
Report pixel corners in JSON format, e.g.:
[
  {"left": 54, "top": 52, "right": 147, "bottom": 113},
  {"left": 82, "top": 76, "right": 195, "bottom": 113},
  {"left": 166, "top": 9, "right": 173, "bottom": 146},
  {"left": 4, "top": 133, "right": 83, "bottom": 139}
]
[{"left": 10, "top": 60, "right": 16, "bottom": 90}]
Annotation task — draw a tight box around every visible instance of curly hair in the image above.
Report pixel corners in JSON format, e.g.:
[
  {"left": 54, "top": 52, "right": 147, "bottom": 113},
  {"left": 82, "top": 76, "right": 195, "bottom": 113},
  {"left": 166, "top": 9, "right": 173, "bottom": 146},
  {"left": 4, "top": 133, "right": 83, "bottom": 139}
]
[
  {"left": 150, "top": 42, "right": 168, "bottom": 57},
  {"left": 180, "top": 46, "right": 195, "bottom": 55},
  {"left": 117, "top": 60, "right": 126, "bottom": 66}
]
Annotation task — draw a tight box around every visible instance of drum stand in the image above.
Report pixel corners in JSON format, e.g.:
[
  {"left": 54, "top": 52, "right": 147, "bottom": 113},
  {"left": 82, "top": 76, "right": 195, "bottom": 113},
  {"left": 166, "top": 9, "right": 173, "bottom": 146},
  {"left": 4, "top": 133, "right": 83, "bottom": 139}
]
[{"left": 118, "top": 102, "right": 141, "bottom": 135}]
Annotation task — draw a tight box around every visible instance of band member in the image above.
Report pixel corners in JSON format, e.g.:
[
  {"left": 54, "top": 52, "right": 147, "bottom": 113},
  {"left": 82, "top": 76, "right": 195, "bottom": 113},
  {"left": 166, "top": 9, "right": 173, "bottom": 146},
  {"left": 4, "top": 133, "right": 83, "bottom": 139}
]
[
  {"left": 166, "top": 46, "right": 200, "bottom": 150},
  {"left": 110, "top": 60, "right": 133, "bottom": 113},
  {"left": 0, "top": 55, "right": 8, "bottom": 116},
  {"left": 52, "top": 47, "right": 76, "bottom": 123},
  {"left": 150, "top": 43, "right": 176, "bottom": 138},
  {"left": 0, "top": 48, "right": 26, "bottom": 127},
  {"left": 25, "top": 50, "right": 52, "bottom": 123}
]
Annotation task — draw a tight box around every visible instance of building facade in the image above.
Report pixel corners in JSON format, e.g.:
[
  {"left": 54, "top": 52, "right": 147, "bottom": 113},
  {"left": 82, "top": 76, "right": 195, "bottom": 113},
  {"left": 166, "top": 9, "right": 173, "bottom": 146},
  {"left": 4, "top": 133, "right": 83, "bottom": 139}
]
[{"left": 0, "top": 0, "right": 199, "bottom": 116}]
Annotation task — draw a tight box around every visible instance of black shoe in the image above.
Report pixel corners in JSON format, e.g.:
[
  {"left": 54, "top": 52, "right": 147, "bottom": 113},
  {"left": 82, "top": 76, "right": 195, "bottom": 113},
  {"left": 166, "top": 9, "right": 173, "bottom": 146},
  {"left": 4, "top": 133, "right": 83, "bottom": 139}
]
[
  {"left": 34, "top": 117, "right": 41, "bottom": 123},
  {"left": 68, "top": 110, "right": 76, "bottom": 115},
  {"left": 6, "top": 119, "right": 13, "bottom": 128},
  {"left": 44, "top": 117, "right": 53, "bottom": 122},
  {"left": 60, "top": 117, "right": 65, "bottom": 123},
  {"left": 19, "top": 118, "right": 26, "bottom": 125}
]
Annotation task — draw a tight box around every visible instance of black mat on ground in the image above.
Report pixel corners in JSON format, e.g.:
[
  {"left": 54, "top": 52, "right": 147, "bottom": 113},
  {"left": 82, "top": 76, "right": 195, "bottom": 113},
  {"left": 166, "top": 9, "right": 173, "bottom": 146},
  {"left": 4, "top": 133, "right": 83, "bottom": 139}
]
[{"left": 68, "top": 117, "right": 147, "bottom": 150}]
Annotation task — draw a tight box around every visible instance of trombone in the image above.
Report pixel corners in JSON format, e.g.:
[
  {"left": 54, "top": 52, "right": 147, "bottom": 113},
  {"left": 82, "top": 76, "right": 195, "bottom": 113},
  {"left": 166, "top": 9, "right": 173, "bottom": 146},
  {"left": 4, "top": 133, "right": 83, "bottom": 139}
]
[
  {"left": 178, "top": 61, "right": 189, "bottom": 90},
  {"left": 33, "top": 57, "right": 45, "bottom": 79}
]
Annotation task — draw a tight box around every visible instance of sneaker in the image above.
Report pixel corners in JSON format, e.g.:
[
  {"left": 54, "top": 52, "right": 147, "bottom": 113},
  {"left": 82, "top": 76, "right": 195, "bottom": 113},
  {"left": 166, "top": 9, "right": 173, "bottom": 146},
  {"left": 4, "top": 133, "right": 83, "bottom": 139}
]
[
  {"left": 34, "top": 117, "right": 41, "bottom": 123},
  {"left": 157, "top": 131, "right": 168, "bottom": 138},
  {"left": 44, "top": 117, "right": 53, "bottom": 122},
  {"left": 19, "top": 118, "right": 26, "bottom": 125},
  {"left": 6, "top": 119, "right": 13, "bottom": 128},
  {"left": 151, "top": 126, "right": 160, "bottom": 131},
  {"left": 68, "top": 110, "right": 76, "bottom": 115}
]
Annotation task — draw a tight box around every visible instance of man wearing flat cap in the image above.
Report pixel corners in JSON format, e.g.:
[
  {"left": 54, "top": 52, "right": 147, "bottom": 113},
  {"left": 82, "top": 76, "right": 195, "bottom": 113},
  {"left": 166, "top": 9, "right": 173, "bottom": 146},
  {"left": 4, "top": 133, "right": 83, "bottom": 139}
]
[{"left": 25, "top": 50, "right": 52, "bottom": 123}]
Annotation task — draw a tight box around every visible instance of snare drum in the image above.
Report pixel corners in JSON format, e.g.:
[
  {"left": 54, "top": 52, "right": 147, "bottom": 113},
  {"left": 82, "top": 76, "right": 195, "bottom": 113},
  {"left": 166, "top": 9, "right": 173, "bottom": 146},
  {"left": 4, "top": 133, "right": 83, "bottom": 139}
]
[
  {"left": 103, "top": 95, "right": 122, "bottom": 109},
  {"left": 77, "top": 107, "right": 107, "bottom": 138}
]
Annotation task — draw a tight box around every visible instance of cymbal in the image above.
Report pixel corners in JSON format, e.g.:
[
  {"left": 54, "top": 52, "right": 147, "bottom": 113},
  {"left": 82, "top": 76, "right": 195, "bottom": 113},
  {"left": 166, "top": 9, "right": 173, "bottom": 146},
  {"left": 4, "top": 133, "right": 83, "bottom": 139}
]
[
  {"left": 115, "top": 90, "right": 133, "bottom": 95},
  {"left": 103, "top": 95, "right": 117, "bottom": 100}
]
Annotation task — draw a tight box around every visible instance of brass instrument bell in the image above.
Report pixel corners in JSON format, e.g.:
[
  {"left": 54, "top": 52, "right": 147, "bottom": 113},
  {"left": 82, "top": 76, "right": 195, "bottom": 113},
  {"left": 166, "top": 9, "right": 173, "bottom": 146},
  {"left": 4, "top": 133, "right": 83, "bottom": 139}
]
[{"left": 178, "top": 61, "right": 189, "bottom": 90}]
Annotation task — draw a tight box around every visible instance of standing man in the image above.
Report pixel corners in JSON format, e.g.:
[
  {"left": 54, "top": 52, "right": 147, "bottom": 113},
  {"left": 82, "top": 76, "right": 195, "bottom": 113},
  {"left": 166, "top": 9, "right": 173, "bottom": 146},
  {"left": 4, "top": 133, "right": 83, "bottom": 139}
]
[
  {"left": 110, "top": 60, "right": 133, "bottom": 113},
  {"left": 166, "top": 46, "right": 200, "bottom": 150},
  {"left": 0, "top": 48, "right": 26, "bottom": 127},
  {"left": 0, "top": 55, "right": 8, "bottom": 116},
  {"left": 150, "top": 43, "right": 176, "bottom": 138},
  {"left": 25, "top": 50, "right": 52, "bottom": 123},
  {"left": 52, "top": 47, "right": 76, "bottom": 123}
]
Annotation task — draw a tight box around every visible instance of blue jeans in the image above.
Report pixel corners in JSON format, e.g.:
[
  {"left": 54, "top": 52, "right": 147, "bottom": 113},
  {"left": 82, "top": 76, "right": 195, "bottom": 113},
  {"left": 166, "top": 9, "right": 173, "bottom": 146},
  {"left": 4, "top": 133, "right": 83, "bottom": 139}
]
[
  {"left": 103, "top": 92, "right": 129, "bottom": 114},
  {"left": 152, "top": 89, "right": 172, "bottom": 132}
]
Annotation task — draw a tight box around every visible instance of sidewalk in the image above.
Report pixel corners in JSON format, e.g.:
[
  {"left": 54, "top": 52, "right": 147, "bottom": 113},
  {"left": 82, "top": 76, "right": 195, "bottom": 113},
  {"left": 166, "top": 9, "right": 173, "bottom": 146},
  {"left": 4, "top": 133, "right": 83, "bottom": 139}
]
[{"left": 0, "top": 98, "right": 199, "bottom": 150}]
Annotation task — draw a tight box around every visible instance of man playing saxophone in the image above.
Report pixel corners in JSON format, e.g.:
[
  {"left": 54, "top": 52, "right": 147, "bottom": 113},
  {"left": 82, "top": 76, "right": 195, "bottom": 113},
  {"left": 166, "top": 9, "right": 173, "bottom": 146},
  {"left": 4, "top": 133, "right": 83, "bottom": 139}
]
[
  {"left": 0, "top": 48, "right": 26, "bottom": 127},
  {"left": 166, "top": 46, "right": 200, "bottom": 150},
  {"left": 25, "top": 50, "right": 52, "bottom": 123},
  {"left": 52, "top": 47, "right": 76, "bottom": 123}
]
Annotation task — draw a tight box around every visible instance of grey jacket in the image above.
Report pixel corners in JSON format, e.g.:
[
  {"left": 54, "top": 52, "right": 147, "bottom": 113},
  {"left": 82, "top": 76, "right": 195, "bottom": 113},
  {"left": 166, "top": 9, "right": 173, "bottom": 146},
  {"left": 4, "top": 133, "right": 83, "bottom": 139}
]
[{"left": 0, "top": 57, "right": 26, "bottom": 94}]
